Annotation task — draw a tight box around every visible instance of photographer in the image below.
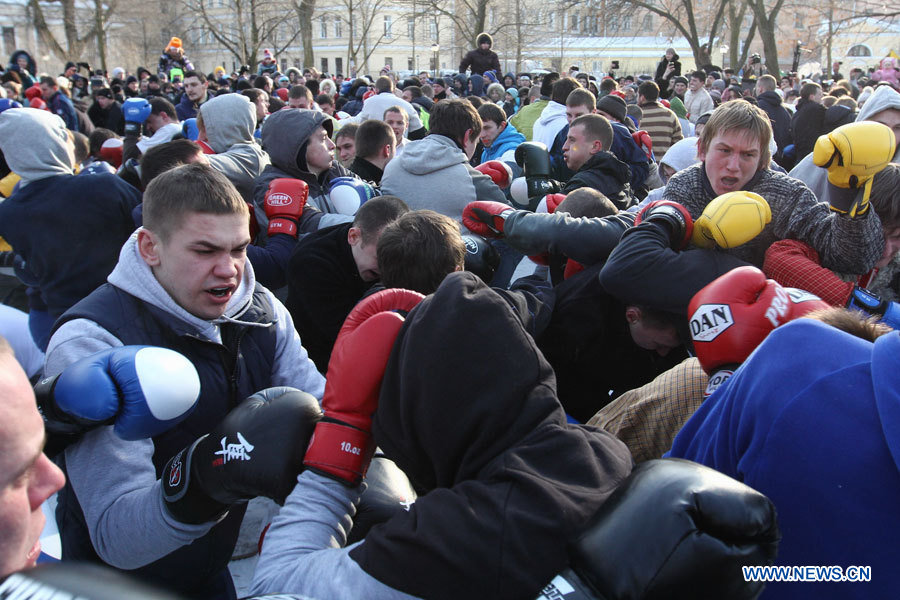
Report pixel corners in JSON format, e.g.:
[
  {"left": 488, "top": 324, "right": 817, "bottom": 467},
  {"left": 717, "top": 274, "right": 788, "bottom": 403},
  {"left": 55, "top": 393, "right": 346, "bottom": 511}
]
[{"left": 654, "top": 48, "right": 681, "bottom": 99}]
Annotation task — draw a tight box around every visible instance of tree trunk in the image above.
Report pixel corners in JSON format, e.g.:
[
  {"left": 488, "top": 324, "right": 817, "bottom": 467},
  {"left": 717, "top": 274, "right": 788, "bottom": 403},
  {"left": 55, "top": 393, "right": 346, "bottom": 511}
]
[{"left": 296, "top": 0, "right": 315, "bottom": 67}]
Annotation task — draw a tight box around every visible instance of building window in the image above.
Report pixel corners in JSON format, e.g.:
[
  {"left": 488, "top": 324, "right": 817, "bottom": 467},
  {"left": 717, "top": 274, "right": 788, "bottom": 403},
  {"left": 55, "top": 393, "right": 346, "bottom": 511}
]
[
  {"left": 320, "top": 16, "right": 328, "bottom": 38},
  {"left": 335, "top": 17, "right": 342, "bottom": 37},
  {"left": 321, "top": 57, "right": 328, "bottom": 73},
  {"left": 570, "top": 13, "right": 578, "bottom": 31},
  {"left": 429, "top": 21, "right": 436, "bottom": 38},
  {"left": 384, "top": 15, "right": 393, "bottom": 39},
  {"left": 408, "top": 17, "right": 414, "bottom": 38},
  {"left": 217, "top": 0, "right": 223, "bottom": 7},
  {"left": 794, "top": 11, "right": 803, "bottom": 29},
  {"left": 408, "top": 56, "right": 414, "bottom": 70},
  {"left": 384, "top": 57, "right": 393, "bottom": 68},
  {"left": 847, "top": 44, "right": 871, "bottom": 57},
  {"left": 335, "top": 57, "right": 343, "bottom": 74},
  {"left": 642, "top": 14, "right": 653, "bottom": 31},
  {"left": 622, "top": 15, "right": 632, "bottom": 31},
  {"left": 608, "top": 15, "right": 619, "bottom": 32},
  {"left": 548, "top": 11, "right": 555, "bottom": 29}
]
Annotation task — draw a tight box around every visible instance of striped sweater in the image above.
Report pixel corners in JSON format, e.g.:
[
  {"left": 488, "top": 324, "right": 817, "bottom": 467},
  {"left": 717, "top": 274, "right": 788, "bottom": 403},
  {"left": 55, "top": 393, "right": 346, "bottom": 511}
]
[{"left": 639, "top": 101, "right": 683, "bottom": 160}]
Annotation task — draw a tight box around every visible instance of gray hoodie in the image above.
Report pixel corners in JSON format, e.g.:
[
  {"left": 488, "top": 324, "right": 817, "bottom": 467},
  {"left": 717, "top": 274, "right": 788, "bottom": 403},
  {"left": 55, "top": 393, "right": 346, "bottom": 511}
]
[
  {"left": 0, "top": 107, "right": 73, "bottom": 184},
  {"left": 201, "top": 93, "right": 270, "bottom": 202},
  {"left": 381, "top": 134, "right": 508, "bottom": 233},
  {"left": 790, "top": 85, "right": 900, "bottom": 204},
  {"left": 44, "top": 231, "right": 325, "bottom": 570}
]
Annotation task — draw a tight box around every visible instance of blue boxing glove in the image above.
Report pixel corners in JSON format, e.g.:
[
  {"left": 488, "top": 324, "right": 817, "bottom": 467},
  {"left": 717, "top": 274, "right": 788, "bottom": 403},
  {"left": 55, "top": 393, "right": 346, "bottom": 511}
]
[
  {"left": 35, "top": 346, "right": 201, "bottom": 441},
  {"left": 329, "top": 176, "right": 378, "bottom": 215},
  {"left": 182, "top": 118, "right": 200, "bottom": 141},
  {"left": 122, "top": 97, "right": 151, "bottom": 136},
  {"left": 847, "top": 286, "right": 900, "bottom": 330}
]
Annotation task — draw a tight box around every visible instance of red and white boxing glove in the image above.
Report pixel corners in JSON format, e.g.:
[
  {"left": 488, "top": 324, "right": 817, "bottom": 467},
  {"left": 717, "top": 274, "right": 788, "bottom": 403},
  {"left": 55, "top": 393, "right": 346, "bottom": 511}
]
[
  {"left": 632, "top": 130, "right": 653, "bottom": 160},
  {"left": 475, "top": 160, "right": 514, "bottom": 189},
  {"left": 264, "top": 178, "right": 309, "bottom": 238},
  {"left": 689, "top": 266, "right": 828, "bottom": 395},
  {"left": 304, "top": 288, "right": 425, "bottom": 486}
]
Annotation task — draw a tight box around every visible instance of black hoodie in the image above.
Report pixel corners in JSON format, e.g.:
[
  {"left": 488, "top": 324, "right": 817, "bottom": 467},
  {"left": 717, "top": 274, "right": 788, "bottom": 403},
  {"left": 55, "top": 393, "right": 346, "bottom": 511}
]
[{"left": 349, "top": 271, "right": 633, "bottom": 599}]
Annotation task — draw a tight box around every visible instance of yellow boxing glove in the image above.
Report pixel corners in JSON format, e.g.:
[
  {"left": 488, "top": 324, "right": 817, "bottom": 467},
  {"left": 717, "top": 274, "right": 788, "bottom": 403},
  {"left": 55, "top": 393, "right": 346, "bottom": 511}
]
[
  {"left": 692, "top": 191, "right": 772, "bottom": 249},
  {"left": 812, "top": 121, "right": 896, "bottom": 218}
]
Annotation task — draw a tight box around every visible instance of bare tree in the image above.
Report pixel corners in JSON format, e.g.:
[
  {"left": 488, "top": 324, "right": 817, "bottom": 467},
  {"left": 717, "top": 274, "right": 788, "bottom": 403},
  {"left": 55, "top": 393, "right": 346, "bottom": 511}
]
[
  {"left": 186, "top": 0, "right": 299, "bottom": 66},
  {"left": 324, "top": 0, "right": 392, "bottom": 76},
  {"left": 292, "top": 0, "right": 316, "bottom": 68},
  {"left": 27, "top": 0, "right": 120, "bottom": 67}
]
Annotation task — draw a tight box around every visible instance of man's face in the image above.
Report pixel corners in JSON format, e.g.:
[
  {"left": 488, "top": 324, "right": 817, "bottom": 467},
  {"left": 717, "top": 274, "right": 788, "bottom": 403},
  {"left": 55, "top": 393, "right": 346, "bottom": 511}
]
[
  {"left": 480, "top": 119, "right": 505, "bottom": 147},
  {"left": 16, "top": 57, "right": 27, "bottom": 71},
  {"left": 349, "top": 227, "right": 381, "bottom": 281},
  {"left": 288, "top": 95, "right": 311, "bottom": 109},
  {"left": 183, "top": 76, "right": 207, "bottom": 103},
  {"left": 562, "top": 124, "right": 598, "bottom": 171},
  {"left": 812, "top": 88, "right": 824, "bottom": 104},
  {"left": 305, "top": 125, "right": 335, "bottom": 174},
  {"left": 0, "top": 352, "right": 65, "bottom": 577},
  {"left": 689, "top": 77, "right": 703, "bottom": 92},
  {"left": 628, "top": 317, "right": 681, "bottom": 356},
  {"left": 64, "top": 66, "right": 76, "bottom": 78},
  {"left": 39, "top": 83, "right": 55, "bottom": 101},
  {"left": 479, "top": 42, "right": 490, "bottom": 50},
  {"left": 877, "top": 227, "right": 900, "bottom": 269},
  {"left": 698, "top": 128, "right": 763, "bottom": 195},
  {"left": 145, "top": 112, "right": 167, "bottom": 136},
  {"left": 518, "top": 76, "right": 530, "bottom": 88},
  {"left": 401, "top": 89, "right": 413, "bottom": 102},
  {"left": 96, "top": 95, "right": 113, "bottom": 109},
  {"left": 869, "top": 108, "right": 900, "bottom": 152},
  {"left": 140, "top": 80, "right": 149, "bottom": 93},
  {"left": 320, "top": 101, "right": 334, "bottom": 116},
  {"left": 336, "top": 75, "right": 345, "bottom": 85},
  {"left": 253, "top": 93, "right": 269, "bottom": 121},
  {"left": 674, "top": 82, "right": 687, "bottom": 96},
  {"left": 384, "top": 111, "right": 408, "bottom": 141},
  {"left": 565, "top": 103, "right": 593, "bottom": 125},
  {"left": 335, "top": 135, "right": 356, "bottom": 166},
  {"left": 139, "top": 212, "right": 250, "bottom": 320},
  {"left": 433, "top": 83, "right": 445, "bottom": 95}
]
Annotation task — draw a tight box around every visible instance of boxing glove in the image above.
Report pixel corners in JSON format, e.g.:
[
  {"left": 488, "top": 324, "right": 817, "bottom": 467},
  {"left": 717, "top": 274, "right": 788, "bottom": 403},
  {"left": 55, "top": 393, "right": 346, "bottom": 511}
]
[
  {"left": 182, "top": 118, "right": 200, "bottom": 141},
  {"left": 514, "top": 142, "right": 563, "bottom": 210},
  {"left": 98, "top": 138, "right": 123, "bottom": 169},
  {"left": 689, "top": 266, "right": 828, "bottom": 395},
  {"left": 541, "top": 458, "right": 779, "bottom": 600},
  {"left": 79, "top": 161, "right": 116, "bottom": 176},
  {"left": 35, "top": 346, "right": 201, "bottom": 441},
  {"left": 846, "top": 286, "right": 900, "bottom": 330},
  {"left": 122, "top": 97, "right": 151, "bottom": 136},
  {"left": 691, "top": 191, "right": 771, "bottom": 249},
  {"left": 346, "top": 454, "right": 417, "bottom": 544},
  {"left": 304, "top": 288, "right": 425, "bottom": 486},
  {"left": 462, "top": 200, "right": 516, "bottom": 237},
  {"left": 29, "top": 97, "right": 46, "bottom": 110},
  {"left": 515, "top": 141, "right": 553, "bottom": 178},
  {"left": 162, "top": 387, "right": 322, "bottom": 524},
  {"left": 264, "top": 178, "right": 309, "bottom": 238},
  {"left": 634, "top": 200, "right": 694, "bottom": 250},
  {"left": 462, "top": 234, "right": 501, "bottom": 285},
  {"left": 0, "top": 98, "right": 22, "bottom": 111},
  {"left": 329, "top": 176, "right": 378, "bottom": 216},
  {"left": 475, "top": 160, "right": 514, "bottom": 189},
  {"left": 632, "top": 129, "right": 653, "bottom": 160},
  {"left": 813, "top": 121, "right": 896, "bottom": 218},
  {"left": 544, "top": 193, "right": 566, "bottom": 214}
]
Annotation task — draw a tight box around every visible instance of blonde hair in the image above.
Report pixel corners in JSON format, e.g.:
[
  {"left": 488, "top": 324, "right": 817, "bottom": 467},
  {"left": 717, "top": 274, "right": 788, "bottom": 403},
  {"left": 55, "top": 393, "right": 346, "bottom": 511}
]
[{"left": 699, "top": 100, "right": 773, "bottom": 170}]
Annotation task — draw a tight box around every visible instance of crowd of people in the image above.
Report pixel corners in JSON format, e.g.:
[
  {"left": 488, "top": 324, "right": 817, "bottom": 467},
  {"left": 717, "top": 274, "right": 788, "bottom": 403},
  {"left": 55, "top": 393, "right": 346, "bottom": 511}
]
[{"left": 0, "top": 31, "right": 899, "bottom": 599}]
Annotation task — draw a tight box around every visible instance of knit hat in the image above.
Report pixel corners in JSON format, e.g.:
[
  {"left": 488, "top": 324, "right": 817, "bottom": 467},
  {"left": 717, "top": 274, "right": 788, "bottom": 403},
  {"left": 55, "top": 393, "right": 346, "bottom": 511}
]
[
  {"left": 126, "top": 75, "right": 138, "bottom": 85},
  {"left": 94, "top": 88, "right": 113, "bottom": 99},
  {"left": 673, "top": 76, "right": 688, "bottom": 86},
  {"left": 712, "top": 79, "right": 726, "bottom": 91},
  {"left": 263, "top": 48, "right": 273, "bottom": 60},
  {"left": 596, "top": 94, "right": 627, "bottom": 122},
  {"left": 64, "top": 61, "right": 76, "bottom": 72},
  {"left": 505, "top": 87, "right": 519, "bottom": 99},
  {"left": 483, "top": 70, "right": 499, "bottom": 84},
  {"left": 167, "top": 37, "right": 182, "bottom": 50}
]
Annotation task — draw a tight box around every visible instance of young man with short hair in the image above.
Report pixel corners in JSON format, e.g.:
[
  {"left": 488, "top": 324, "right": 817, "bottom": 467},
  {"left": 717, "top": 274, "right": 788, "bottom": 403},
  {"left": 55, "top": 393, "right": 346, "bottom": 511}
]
[
  {"left": 382, "top": 106, "right": 409, "bottom": 156},
  {"left": 476, "top": 102, "right": 525, "bottom": 163},
  {"left": 349, "top": 119, "right": 396, "bottom": 184},
  {"left": 334, "top": 123, "right": 359, "bottom": 168},
  {"left": 683, "top": 70, "right": 713, "bottom": 123},
  {"left": 288, "top": 84, "right": 313, "bottom": 109},
  {"left": 285, "top": 195, "right": 409, "bottom": 371},
  {"left": 44, "top": 164, "right": 325, "bottom": 599},
  {"left": 175, "top": 71, "right": 208, "bottom": 121},
  {"left": 39, "top": 76, "right": 78, "bottom": 131},
  {"left": 561, "top": 114, "right": 633, "bottom": 208},
  {"left": 638, "top": 80, "right": 683, "bottom": 159}
]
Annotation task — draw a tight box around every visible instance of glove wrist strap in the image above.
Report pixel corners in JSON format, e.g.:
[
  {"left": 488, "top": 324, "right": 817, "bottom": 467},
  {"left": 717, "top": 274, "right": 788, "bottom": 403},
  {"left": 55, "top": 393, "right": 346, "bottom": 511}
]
[
  {"left": 304, "top": 420, "right": 375, "bottom": 487},
  {"left": 162, "top": 436, "right": 230, "bottom": 524}
]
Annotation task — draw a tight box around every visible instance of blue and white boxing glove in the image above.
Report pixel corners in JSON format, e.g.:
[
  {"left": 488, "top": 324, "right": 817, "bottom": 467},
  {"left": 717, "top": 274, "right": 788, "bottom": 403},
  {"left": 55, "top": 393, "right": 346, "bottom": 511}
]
[
  {"left": 329, "top": 176, "right": 378, "bottom": 215},
  {"left": 35, "top": 346, "right": 201, "bottom": 441},
  {"left": 122, "top": 97, "right": 151, "bottom": 136},
  {"left": 847, "top": 286, "right": 900, "bottom": 330}
]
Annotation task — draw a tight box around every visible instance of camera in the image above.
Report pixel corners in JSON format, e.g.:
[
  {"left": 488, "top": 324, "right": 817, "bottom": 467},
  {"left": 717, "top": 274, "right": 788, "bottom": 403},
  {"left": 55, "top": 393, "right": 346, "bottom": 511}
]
[
  {"left": 611, "top": 60, "right": 620, "bottom": 70},
  {"left": 750, "top": 54, "right": 761, "bottom": 65}
]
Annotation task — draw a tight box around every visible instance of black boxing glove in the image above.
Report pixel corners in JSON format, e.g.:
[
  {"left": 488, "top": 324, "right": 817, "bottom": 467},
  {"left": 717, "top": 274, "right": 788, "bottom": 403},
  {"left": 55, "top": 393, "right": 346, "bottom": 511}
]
[
  {"left": 543, "top": 458, "right": 779, "bottom": 600},
  {"left": 462, "top": 234, "right": 501, "bottom": 285},
  {"left": 346, "top": 454, "right": 417, "bottom": 544},
  {"left": 162, "top": 387, "right": 322, "bottom": 524}
]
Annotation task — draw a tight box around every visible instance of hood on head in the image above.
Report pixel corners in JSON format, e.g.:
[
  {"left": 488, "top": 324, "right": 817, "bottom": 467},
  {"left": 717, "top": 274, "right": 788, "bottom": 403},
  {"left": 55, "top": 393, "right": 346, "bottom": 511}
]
[
  {"left": 200, "top": 93, "right": 257, "bottom": 153},
  {"left": 261, "top": 108, "right": 331, "bottom": 177},
  {"left": 8, "top": 50, "right": 36, "bottom": 74},
  {"left": 660, "top": 136, "right": 700, "bottom": 172},
  {"left": 0, "top": 108, "right": 73, "bottom": 182},
  {"left": 476, "top": 32, "right": 493, "bottom": 48},
  {"left": 468, "top": 73, "right": 484, "bottom": 96}
]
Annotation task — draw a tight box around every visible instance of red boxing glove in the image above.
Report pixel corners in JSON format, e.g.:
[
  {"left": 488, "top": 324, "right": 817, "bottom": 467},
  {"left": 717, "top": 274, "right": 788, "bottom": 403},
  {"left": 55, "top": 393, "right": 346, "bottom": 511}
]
[
  {"left": 304, "top": 288, "right": 425, "bottom": 486},
  {"left": 475, "top": 160, "right": 513, "bottom": 189},
  {"left": 689, "top": 266, "right": 828, "bottom": 394},
  {"left": 264, "top": 178, "right": 309, "bottom": 238},
  {"left": 462, "top": 201, "right": 514, "bottom": 238},
  {"left": 632, "top": 130, "right": 653, "bottom": 160}
]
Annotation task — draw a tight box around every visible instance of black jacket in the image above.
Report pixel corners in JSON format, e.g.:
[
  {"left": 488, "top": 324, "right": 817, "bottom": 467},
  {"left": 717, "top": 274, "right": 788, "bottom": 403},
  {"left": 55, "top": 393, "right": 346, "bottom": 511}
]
[
  {"left": 87, "top": 100, "right": 124, "bottom": 135},
  {"left": 654, "top": 53, "right": 681, "bottom": 99},
  {"left": 285, "top": 223, "right": 371, "bottom": 372},
  {"left": 790, "top": 99, "right": 827, "bottom": 162},
  {"left": 756, "top": 90, "right": 792, "bottom": 160},
  {"left": 349, "top": 156, "right": 384, "bottom": 184},
  {"left": 458, "top": 48, "right": 501, "bottom": 76},
  {"left": 563, "top": 150, "right": 634, "bottom": 210},
  {"left": 350, "top": 271, "right": 633, "bottom": 599}
]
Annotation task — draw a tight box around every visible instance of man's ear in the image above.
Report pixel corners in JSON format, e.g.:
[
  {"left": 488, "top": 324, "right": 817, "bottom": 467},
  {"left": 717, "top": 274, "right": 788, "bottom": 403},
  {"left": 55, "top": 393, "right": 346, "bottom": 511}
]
[
  {"left": 137, "top": 228, "right": 162, "bottom": 267},
  {"left": 347, "top": 226, "right": 362, "bottom": 247},
  {"left": 625, "top": 306, "right": 641, "bottom": 324},
  {"left": 591, "top": 138, "right": 605, "bottom": 154}
]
